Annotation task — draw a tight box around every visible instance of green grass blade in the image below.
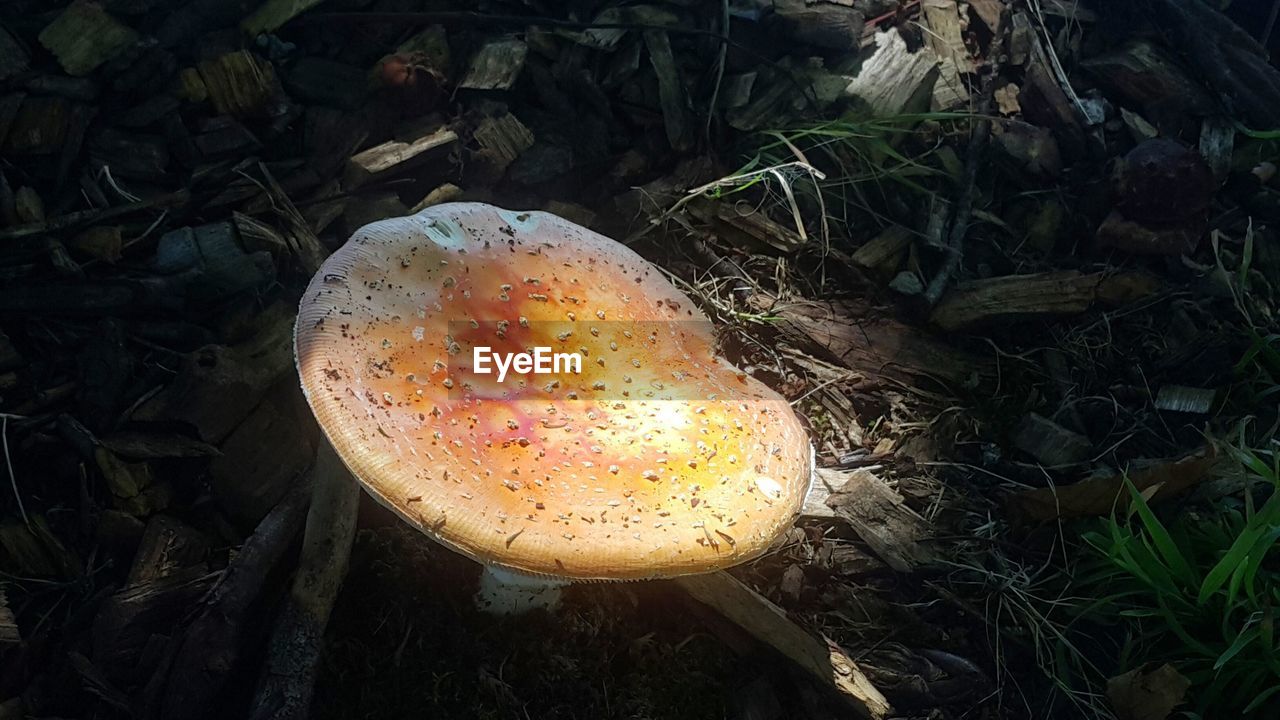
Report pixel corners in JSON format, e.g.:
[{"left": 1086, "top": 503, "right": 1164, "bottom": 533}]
[
  {"left": 1200, "top": 492, "right": 1280, "bottom": 604},
  {"left": 1243, "top": 684, "right": 1280, "bottom": 714},
  {"left": 1215, "top": 622, "right": 1260, "bottom": 670},
  {"left": 1125, "top": 476, "right": 1198, "bottom": 587}
]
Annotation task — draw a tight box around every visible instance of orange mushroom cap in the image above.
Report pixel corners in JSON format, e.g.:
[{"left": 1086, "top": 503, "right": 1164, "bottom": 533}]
[{"left": 295, "top": 203, "right": 812, "bottom": 580}]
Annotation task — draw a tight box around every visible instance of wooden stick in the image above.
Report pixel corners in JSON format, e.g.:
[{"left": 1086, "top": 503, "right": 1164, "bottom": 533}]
[
  {"left": 147, "top": 475, "right": 312, "bottom": 719},
  {"left": 249, "top": 443, "right": 360, "bottom": 720},
  {"left": 674, "top": 571, "right": 892, "bottom": 719}
]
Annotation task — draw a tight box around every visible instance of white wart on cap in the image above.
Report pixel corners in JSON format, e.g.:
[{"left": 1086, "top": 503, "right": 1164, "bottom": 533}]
[{"left": 295, "top": 203, "right": 812, "bottom": 581}]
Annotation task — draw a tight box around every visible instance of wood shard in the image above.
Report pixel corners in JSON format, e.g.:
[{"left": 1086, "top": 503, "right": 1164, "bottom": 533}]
[
  {"left": 824, "top": 468, "right": 938, "bottom": 573},
  {"left": 921, "top": 0, "right": 971, "bottom": 110},
  {"left": 346, "top": 124, "right": 459, "bottom": 188},
  {"left": 410, "top": 183, "right": 465, "bottom": 213},
  {"left": 0, "top": 587, "right": 19, "bottom": 647},
  {"left": 843, "top": 29, "right": 940, "bottom": 117},
  {"left": 1154, "top": 385, "right": 1217, "bottom": 414},
  {"left": 850, "top": 225, "right": 913, "bottom": 273},
  {"left": 473, "top": 113, "right": 535, "bottom": 170}
]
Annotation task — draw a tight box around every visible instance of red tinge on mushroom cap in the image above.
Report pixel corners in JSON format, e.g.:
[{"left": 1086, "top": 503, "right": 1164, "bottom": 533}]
[{"left": 295, "top": 203, "right": 812, "bottom": 580}]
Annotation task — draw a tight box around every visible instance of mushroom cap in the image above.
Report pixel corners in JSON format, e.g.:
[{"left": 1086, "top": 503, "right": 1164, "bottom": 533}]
[{"left": 295, "top": 203, "right": 812, "bottom": 580}]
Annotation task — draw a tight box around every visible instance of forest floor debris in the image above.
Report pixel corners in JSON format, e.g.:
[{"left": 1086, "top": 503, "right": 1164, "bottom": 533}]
[{"left": 1, "top": 1, "right": 1279, "bottom": 719}]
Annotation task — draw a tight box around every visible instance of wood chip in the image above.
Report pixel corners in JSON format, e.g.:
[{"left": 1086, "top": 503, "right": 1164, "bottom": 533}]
[
  {"left": 458, "top": 38, "right": 528, "bottom": 90},
  {"left": 100, "top": 431, "right": 221, "bottom": 459},
  {"left": 967, "top": 0, "right": 1005, "bottom": 31},
  {"left": 132, "top": 303, "right": 296, "bottom": 443},
  {"left": 472, "top": 113, "right": 535, "bottom": 174},
  {"left": 1198, "top": 116, "right": 1235, "bottom": 182},
  {"left": 0, "top": 587, "right": 19, "bottom": 647},
  {"left": 3, "top": 96, "right": 71, "bottom": 155},
  {"left": 72, "top": 226, "right": 123, "bottom": 262},
  {"left": 851, "top": 225, "right": 912, "bottom": 274},
  {"left": 38, "top": 1, "right": 139, "bottom": 77},
  {"left": 126, "top": 515, "right": 211, "bottom": 586},
  {"left": 1010, "top": 412, "right": 1093, "bottom": 468},
  {"left": 1019, "top": 23, "right": 1091, "bottom": 155},
  {"left": 1107, "top": 663, "right": 1190, "bottom": 720},
  {"left": 1154, "top": 386, "right": 1217, "bottom": 414},
  {"left": 257, "top": 162, "right": 330, "bottom": 275},
  {"left": 345, "top": 124, "right": 458, "bottom": 188},
  {"left": 0, "top": 515, "right": 81, "bottom": 579},
  {"left": 410, "top": 183, "right": 465, "bottom": 213},
  {"left": 197, "top": 50, "right": 278, "bottom": 119}
]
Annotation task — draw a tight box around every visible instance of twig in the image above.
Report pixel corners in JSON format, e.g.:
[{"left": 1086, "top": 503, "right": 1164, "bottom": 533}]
[
  {"left": 147, "top": 476, "right": 314, "bottom": 719},
  {"left": 703, "top": 0, "right": 730, "bottom": 145},
  {"left": 1, "top": 414, "right": 30, "bottom": 529},
  {"left": 0, "top": 190, "right": 189, "bottom": 242},
  {"left": 921, "top": 6, "right": 1010, "bottom": 308},
  {"left": 1026, "top": 0, "right": 1093, "bottom": 125},
  {"left": 247, "top": 162, "right": 328, "bottom": 275}
]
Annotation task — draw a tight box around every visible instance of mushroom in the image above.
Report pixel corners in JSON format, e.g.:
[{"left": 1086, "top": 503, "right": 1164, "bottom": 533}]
[{"left": 295, "top": 203, "right": 812, "bottom": 613}]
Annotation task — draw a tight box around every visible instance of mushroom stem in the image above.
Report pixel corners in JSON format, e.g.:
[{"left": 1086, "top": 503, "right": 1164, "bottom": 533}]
[{"left": 476, "top": 565, "right": 570, "bottom": 614}]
